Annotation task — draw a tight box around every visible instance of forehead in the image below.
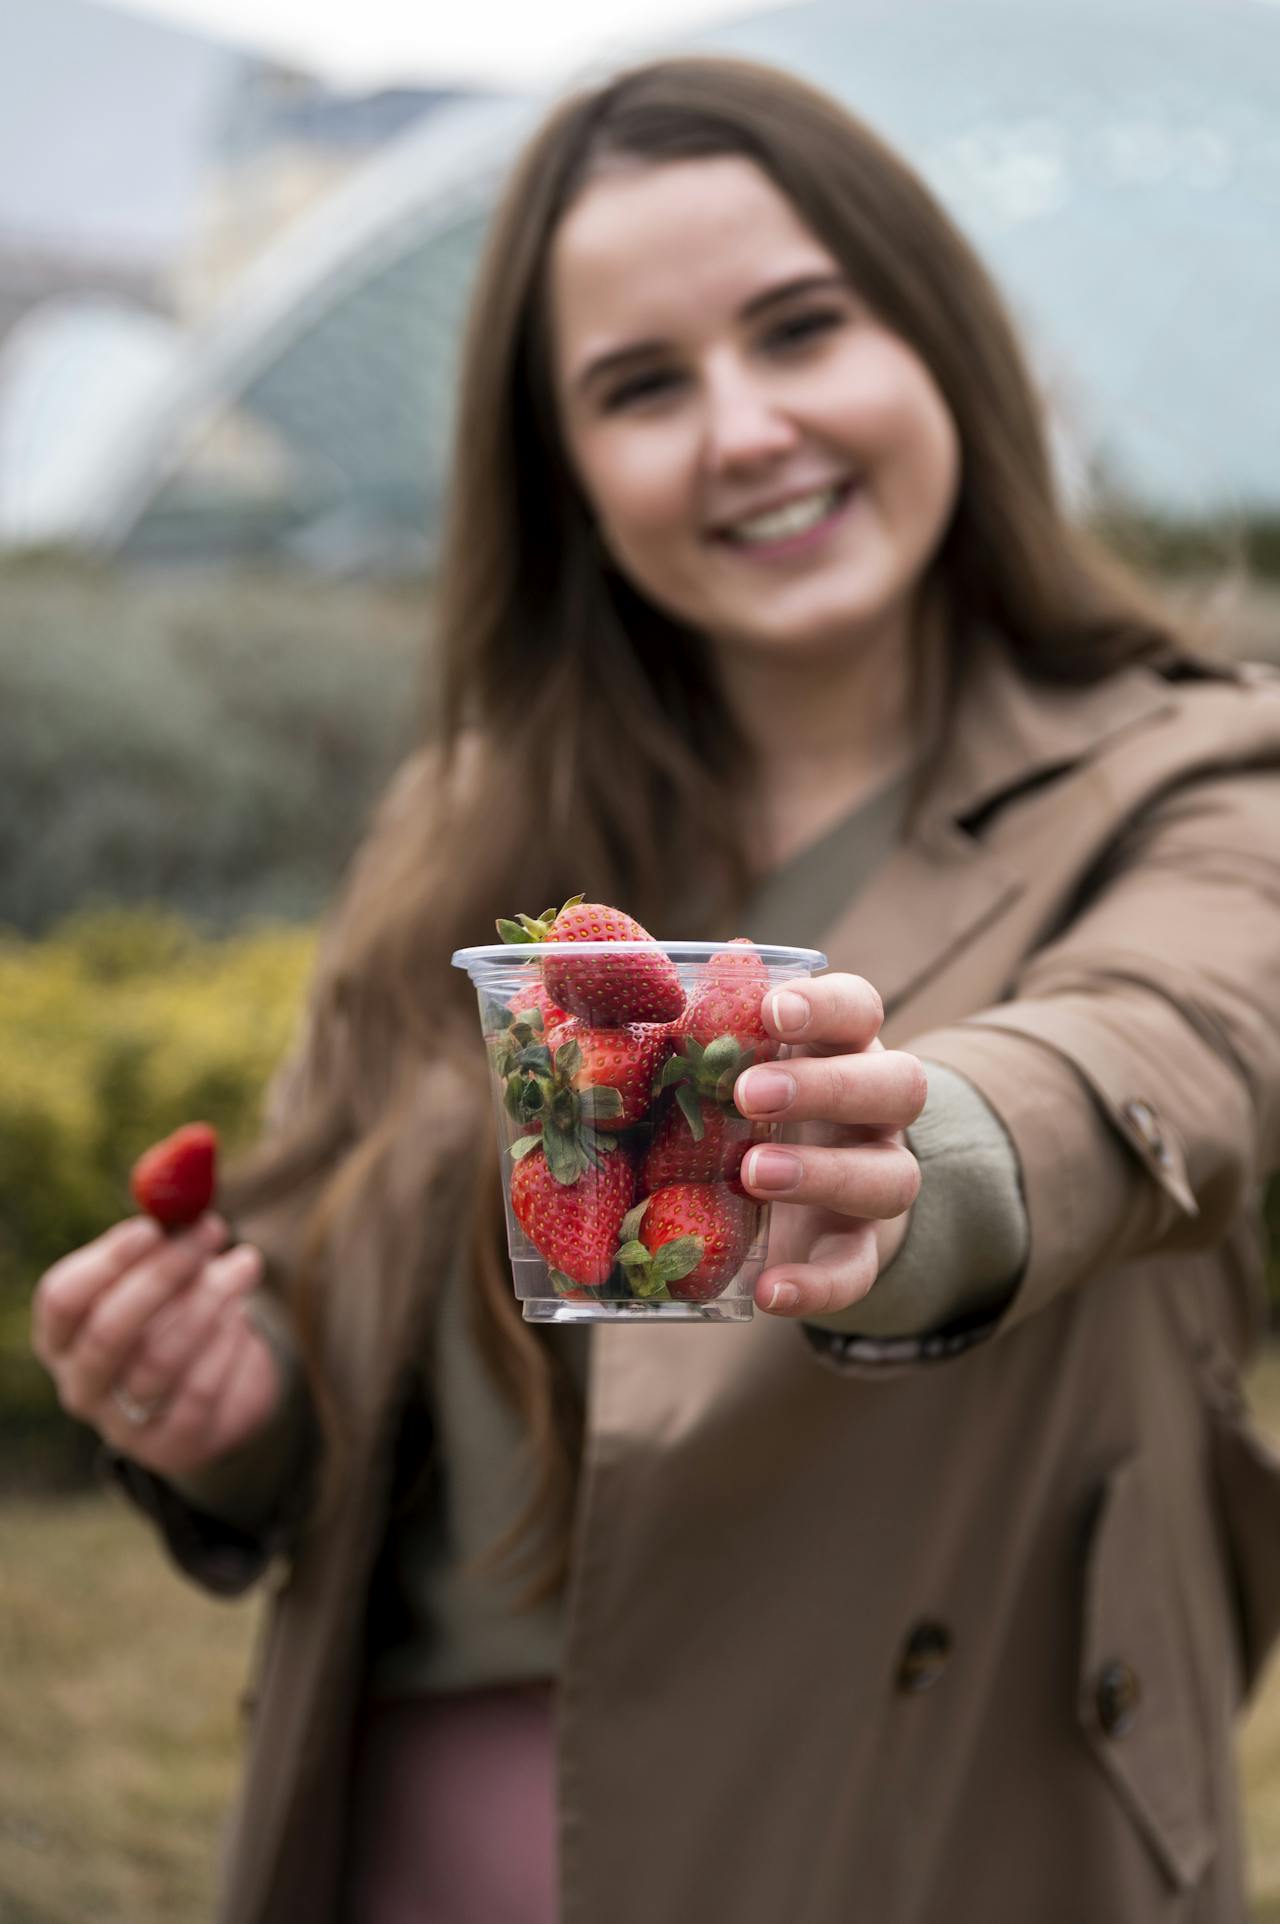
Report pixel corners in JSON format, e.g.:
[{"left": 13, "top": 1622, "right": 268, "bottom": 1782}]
[{"left": 549, "top": 155, "right": 837, "bottom": 364}]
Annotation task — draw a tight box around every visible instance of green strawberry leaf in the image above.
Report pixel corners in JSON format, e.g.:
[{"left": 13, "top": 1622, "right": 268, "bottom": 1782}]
[
  {"left": 517, "top": 1043, "right": 553, "bottom": 1074},
  {"left": 658, "top": 1052, "right": 693, "bottom": 1090},
  {"left": 543, "top": 1128, "right": 585, "bottom": 1185},
  {"left": 652, "top": 1235, "right": 703, "bottom": 1284},
  {"left": 578, "top": 1086, "right": 625, "bottom": 1122},
  {"left": 549, "top": 1268, "right": 580, "bottom": 1295},
  {"left": 675, "top": 1084, "right": 706, "bottom": 1140},
  {"left": 510, "top": 1134, "right": 542, "bottom": 1160},
  {"left": 618, "top": 1198, "right": 652, "bottom": 1242},
  {"left": 631, "top": 1269, "right": 673, "bottom": 1300},
  {"left": 553, "top": 1039, "right": 583, "bottom": 1076},
  {"left": 496, "top": 919, "right": 537, "bottom": 945},
  {"left": 483, "top": 998, "right": 515, "bottom": 1030},
  {"left": 516, "top": 913, "right": 548, "bottom": 939},
  {"left": 615, "top": 1239, "right": 652, "bottom": 1269}
]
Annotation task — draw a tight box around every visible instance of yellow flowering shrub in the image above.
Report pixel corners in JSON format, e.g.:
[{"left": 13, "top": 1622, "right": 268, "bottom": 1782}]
[{"left": 0, "top": 909, "right": 314, "bottom": 1482}]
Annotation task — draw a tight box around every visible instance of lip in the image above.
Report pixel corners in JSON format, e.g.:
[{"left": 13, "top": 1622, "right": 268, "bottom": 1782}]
[
  {"left": 709, "top": 479, "right": 858, "bottom": 560},
  {"left": 708, "top": 478, "right": 854, "bottom": 538}
]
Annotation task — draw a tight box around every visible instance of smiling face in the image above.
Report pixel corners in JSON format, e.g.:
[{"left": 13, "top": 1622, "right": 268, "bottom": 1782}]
[{"left": 549, "top": 155, "right": 962, "bottom": 662}]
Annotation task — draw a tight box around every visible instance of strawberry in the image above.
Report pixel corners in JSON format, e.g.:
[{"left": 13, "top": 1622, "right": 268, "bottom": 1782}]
[
  {"left": 510, "top": 1142, "right": 635, "bottom": 1289},
  {"left": 497, "top": 894, "right": 684, "bottom": 1027},
  {"left": 679, "top": 937, "right": 777, "bottom": 1058},
  {"left": 129, "top": 1122, "right": 218, "bottom": 1229},
  {"left": 509, "top": 981, "right": 570, "bottom": 1039},
  {"left": 641, "top": 1096, "right": 761, "bottom": 1195},
  {"left": 615, "top": 1183, "right": 753, "bottom": 1304},
  {"left": 552, "top": 1018, "right": 674, "bottom": 1132}
]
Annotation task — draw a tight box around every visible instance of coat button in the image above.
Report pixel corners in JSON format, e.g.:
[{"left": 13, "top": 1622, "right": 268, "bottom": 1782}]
[
  {"left": 1121, "top": 1099, "right": 1170, "bottom": 1167},
  {"left": 895, "top": 1621, "right": 952, "bottom": 1694},
  {"left": 1095, "top": 1660, "right": 1142, "bottom": 1738}
]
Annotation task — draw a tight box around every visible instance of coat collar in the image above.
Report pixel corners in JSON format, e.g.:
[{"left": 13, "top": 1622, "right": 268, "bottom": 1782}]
[{"left": 815, "top": 627, "right": 1177, "bottom": 1018}]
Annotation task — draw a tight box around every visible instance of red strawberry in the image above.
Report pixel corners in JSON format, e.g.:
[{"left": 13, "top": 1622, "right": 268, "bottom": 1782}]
[
  {"left": 509, "top": 981, "right": 570, "bottom": 1039},
  {"left": 680, "top": 937, "right": 777, "bottom": 1059},
  {"left": 641, "top": 1097, "right": 761, "bottom": 1194},
  {"left": 616, "top": 1183, "right": 753, "bottom": 1304},
  {"left": 130, "top": 1122, "right": 218, "bottom": 1228},
  {"left": 552, "top": 1018, "right": 674, "bottom": 1131},
  {"left": 497, "top": 895, "right": 684, "bottom": 1027},
  {"left": 510, "top": 1143, "right": 635, "bottom": 1289}
]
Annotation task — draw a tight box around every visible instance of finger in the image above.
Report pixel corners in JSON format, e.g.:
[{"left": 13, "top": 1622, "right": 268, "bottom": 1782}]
[
  {"left": 33, "top": 1216, "right": 166, "bottom": 1362},
  {"left": 58, "top": 1215, "right": 229, "bottom": 1416},
  {"left": 754, "top": 1222, "right": 880, "bottom": 1318},
  {"left": 137, "top": 1305, "right": 260, "bottom": 1472},
  {"left": 760, "top": 973, "right": 884, "bottom": 1053},
  {"left": 735, "top": 1049, "right": 928, "bottom": 1130},
  {"left": 740, "top": 1137, "right": 921, "bottom": 1221},
  {"left": 113, "top": 1245, "right": 263, "bottom": 1410}
]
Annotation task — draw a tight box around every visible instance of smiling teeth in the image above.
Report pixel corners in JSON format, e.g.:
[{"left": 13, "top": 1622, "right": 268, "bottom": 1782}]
[{"left": 725, "top": 486, "right": 842, "bottom": 545}]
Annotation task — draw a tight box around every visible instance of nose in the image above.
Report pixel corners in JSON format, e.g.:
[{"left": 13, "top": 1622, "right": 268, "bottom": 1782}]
[{"left": 701, "top": 357, "right": 799, "bottom": 475}]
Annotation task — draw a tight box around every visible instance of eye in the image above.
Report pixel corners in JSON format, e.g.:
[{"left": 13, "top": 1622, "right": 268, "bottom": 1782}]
[
  {"left": 763, "top": 307, "right": 845, "bottom": 352},
  {"left": 601, "top": 367, "right": 683, "bottom": 413}
]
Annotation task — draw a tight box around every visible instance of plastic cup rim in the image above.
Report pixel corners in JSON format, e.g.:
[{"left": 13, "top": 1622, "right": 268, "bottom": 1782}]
[{"left": 451, "top": 939, "right": 829, "bottom": 973}]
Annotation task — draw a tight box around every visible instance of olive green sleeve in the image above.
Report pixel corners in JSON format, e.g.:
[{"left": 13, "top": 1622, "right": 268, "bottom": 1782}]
[{"left": 804, "top": 1061, "right": 1028, "bottom": 1338}]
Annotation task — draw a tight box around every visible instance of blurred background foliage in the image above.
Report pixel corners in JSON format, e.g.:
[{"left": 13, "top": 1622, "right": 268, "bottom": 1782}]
[{"left": 1, "top": 535, "right": 1277, "bottom": 1489}]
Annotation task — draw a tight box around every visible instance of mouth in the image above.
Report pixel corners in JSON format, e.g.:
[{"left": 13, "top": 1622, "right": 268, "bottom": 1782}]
[{"left": 713, "top": 480, "right": 856, "bottom": 550}]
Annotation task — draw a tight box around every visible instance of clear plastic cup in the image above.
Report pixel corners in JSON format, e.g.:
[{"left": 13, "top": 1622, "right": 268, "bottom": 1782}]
[{"left": 451, "top": 939, "right": 828, "bottom": 1324}]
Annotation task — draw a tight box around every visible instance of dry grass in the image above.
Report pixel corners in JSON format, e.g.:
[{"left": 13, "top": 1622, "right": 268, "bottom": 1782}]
[
  {"left": 0, "top": 1493, "right": 258, "bottom": 1922},
  {"left": 5, "top": 1355, "right": 1280, "bottom": 1920}
]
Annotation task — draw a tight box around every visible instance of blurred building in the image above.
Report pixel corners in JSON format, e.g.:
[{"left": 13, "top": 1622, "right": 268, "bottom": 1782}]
[{"left": 1, "top": 0, "right": 1277, "bottom": 568}]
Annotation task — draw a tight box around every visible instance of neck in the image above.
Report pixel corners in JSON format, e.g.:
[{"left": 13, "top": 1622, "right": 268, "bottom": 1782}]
[{"left": 714, "top": 598, "right": 931, "bottom": 871}]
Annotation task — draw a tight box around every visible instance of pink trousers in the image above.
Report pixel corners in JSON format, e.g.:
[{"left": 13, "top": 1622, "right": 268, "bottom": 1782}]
[{"left": 341, "top": 1682, "right": 559, "bottom": 1924}]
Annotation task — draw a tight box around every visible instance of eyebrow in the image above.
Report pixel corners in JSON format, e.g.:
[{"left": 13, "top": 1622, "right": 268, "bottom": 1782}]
[{"left": 572, "top": 271, "right": 849, "bottom": 397}]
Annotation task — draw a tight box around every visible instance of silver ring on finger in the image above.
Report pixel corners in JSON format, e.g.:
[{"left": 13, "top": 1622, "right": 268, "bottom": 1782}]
[{"left": 110, "top": 1382, "right": 165, "bottom": 1428}]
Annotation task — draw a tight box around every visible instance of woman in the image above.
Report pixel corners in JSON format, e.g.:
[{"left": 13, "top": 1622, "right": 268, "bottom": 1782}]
[{"left": 30, "top": 55, "right": 1280, "bottom": 1924}]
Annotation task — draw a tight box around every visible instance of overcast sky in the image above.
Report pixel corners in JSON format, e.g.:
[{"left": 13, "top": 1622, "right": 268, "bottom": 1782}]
[{"left": 105, "top": 0, "right": 797, "bottom": 88}]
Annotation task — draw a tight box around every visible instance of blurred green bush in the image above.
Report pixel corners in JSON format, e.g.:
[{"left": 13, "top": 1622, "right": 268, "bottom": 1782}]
[
  {"left": 0, "top": 908, "right": 313, "bottom": 1487},
  {"left": 0, "top": 554, "right": 424, "bottom": 934}
]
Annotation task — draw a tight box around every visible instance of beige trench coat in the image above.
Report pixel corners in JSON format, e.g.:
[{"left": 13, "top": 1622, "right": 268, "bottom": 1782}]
[{"left": 114, "top": 630, "right": 1280, "bottom": 1923}]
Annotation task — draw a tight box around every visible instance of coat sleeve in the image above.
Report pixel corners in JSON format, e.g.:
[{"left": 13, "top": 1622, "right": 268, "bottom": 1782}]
[
  {"left": 913, "top": 764, "right": 1280, "bottom": 1334},
  {"left": 806, "top": 754, "right": 1280, "bottom": 1371}
]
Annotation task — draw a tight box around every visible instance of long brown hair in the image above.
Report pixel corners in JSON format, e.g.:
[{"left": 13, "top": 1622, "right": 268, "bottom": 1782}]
[{"left": 225, "top": 56, "right": 1191, "bottom": 1603}]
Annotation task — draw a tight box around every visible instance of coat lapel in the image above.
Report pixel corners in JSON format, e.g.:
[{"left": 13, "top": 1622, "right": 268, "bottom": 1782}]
[{"left": 819, "top": 629, "right": 1177, "bottom": 1016}]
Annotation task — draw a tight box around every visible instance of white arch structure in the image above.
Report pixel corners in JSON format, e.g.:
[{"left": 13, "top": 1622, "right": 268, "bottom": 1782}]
[{"left": 4, "top": 0, "right": 1277, "bottom": 562}]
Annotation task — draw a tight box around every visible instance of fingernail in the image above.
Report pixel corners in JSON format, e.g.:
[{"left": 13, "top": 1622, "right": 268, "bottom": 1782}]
[
  {"left": 745, "top": 1146, "right": 803, "bottom": 1192},
  {"left": 736, "top": 1067, "right": 795, "bottom": 1114},
  {"left": 769, "top": 990, "right": 810, "bottom": 1034},
  {"left": 767, "top": 1281, "right": 800, "bottom": 1313}
]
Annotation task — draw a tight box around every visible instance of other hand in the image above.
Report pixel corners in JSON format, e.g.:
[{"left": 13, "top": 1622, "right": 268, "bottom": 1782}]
[{"left": 30, "top": 1214, "right": 280, "bottom": 1477}]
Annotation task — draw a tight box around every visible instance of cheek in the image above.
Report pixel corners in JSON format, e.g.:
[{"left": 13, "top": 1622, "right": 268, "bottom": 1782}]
[
  {"left": 863, "top": 362, "right": 960, "bottom": 519},
  {"left": 576, "top": 427, "right": 699, "bottom": 555}
]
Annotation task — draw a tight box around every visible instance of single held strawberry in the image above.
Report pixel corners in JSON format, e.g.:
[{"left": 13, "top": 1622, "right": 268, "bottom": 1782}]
[
  {"left": 510, "top": 1142, "right": 636, "bottom": 1290},
  {"left": 496, "top": 894, "right": 684, "bottom": 1027},
  {"left": 615, "top": 1184, "right": 754, "bottom": 1304},
  {"left": 130, "top": 1122, "right": 218, "bottom": 1229},
  {"left": 679, "top": 936, "right": 777, "bottom": 1059}
]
